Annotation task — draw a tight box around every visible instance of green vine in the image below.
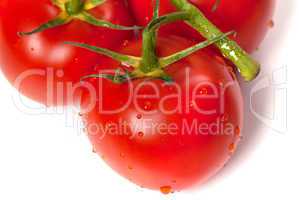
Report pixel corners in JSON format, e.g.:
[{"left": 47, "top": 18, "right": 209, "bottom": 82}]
[
  {"left": 21, "top": 0, "right": 261, "bottom": 83},
  {"left": 171, "top": 0, "right": 260, "bottom": 81},
  {"left": 66, "top": 11, "right": 233, "bottom": 83}
]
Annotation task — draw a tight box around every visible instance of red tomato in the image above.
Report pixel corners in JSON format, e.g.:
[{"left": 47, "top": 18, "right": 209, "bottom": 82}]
[
  {"left": 80, "top": 36, "right": 243, "bottom": 192},
  {"left": 128, "top": 0, "right": 275, "bottom": 52},
  {"left": 0, "top": 0, "right": 135, "bottom": 106}
]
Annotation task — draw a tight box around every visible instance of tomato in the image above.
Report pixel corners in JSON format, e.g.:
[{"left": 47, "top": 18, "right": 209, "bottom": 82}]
[
  {"left": 80, "top": 36, "right": 243, "bottom": 192},
  {"left": 128, "top": 0, "right": 275, "bottom": 52},
  {"left": 0, "top": 0, "right": 135, "bottom": 106}
]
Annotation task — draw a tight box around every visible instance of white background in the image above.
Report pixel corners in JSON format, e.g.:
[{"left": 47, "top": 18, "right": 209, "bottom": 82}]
[{"left": 0, "top": 0, "right": 298, "bottom": 199}]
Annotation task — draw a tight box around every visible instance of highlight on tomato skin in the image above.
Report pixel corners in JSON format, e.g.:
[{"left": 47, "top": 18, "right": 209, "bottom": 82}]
[
  {"left": 127, "top": 0, "right": 276, "bottom": 53},
  {"left": 0, "top": 0, "right": 135, "bottom": 106},
  {"left": 79, "top": 36, "right": 244, "bottom": 192}
]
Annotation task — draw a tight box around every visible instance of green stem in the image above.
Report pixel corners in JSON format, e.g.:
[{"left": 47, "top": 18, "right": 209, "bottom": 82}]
[
  {"left": 153, "top": 0, "right": 160, "bottom": 20},
  {"left": 84, "top": 0, "right": 106, "bottom": 10},
  {"left": 20, "top": 0, "right": 139, "bottom": 36},
  {"left": 140, "top": 11, "right": 190, "bottom": 73},
  {"left": 64, "top": 41, "right": 141, "bottom": 68},
  {"left": 66, "top": 12, "right": 228, "bottom": 81},
  {"left": 65, "top": 0, "right": 84, "bottom": 15},
  {"left": 81, "top": 73, "right": 131, "bottom": 84},
  {"left": 19, "top": 13, "right": 71, "bottom": 36},
  {"left": 52, "top": 0, "right": 65, "bottom": 10},
  {"left": 171, "top": 0, "right": 260, "bottom": 81},
  {"left": 76, "top": 12, "right": 142, "bottom": 30},
  {"left": 146, "top": 12, "right": 190, "bottom": 32},
  {"left": 140, "top": 29, "right": 159, "bottom": 73},
  {"left": 159, "top": 31, "right": 234, "bottom": 68}
]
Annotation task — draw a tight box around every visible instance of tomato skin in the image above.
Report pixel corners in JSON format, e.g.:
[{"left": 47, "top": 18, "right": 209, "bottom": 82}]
[
  {"left": 128, "top": 0, "right": 275, "bottom": 52},
  {"left": 80, "top": 36, "right": 243, "bottom": 191},
  {"left": 0, "top": 0, "right": 134, "bottom": 106}
]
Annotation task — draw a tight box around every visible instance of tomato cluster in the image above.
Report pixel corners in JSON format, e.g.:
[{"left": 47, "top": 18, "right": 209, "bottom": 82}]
[{"left": 0, "top": 0, "right": 275, "bottom": 194}]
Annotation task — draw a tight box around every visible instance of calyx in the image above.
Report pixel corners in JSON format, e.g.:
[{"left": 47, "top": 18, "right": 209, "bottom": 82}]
[
  {"left": 66, "top": 10, "right": 234, "bottom": 83},
  {"left": 19, "top": 0, "right": 141, "bottom": 36}
]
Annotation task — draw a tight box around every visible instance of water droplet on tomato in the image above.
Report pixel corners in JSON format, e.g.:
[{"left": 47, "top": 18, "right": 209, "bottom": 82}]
[
  {"left": 120, "top": 153, "right": 125, "bottom": 158},
  {"left": 137, "top": 131, "right": 144, "bottom": 137},
  {"left": 128, "top": 165, "right": 133, "bottom": 170},
  {"left": 218, "top": 81, "right": 224, "bottom": 87},
  {"left": 56, "top": 69, "right": 64, "bottom": 78},
  {"left": 143, "top": 101, "right": 152, "bottom": 111},
  {"left": 200, "top": 87, "right": 208, "bottom": 95},
  {"left": 165, "top": 85, "right": 175, "bottom": 92},
  {"left": 228, "top": 143, "right": 236, "bottom": 153},
  {"left": 107, "top": 121, "right": 114, "bottom": 128},
  {"left": 136, "top": 114, "right": 142, "bottom": 119},
  {"left": 189, "top": 101, "right": 195, "bottom": 108},
  {"left": 122, "top": 40, "right": 129, "bottom": 47},
  {"left": 268, "top": 20, "right": 274, "bottom": 28},
  {"left": 235, "top": 126, "right": 241, "bottom": 137},
  {"left": 221, "top": 114, "right": 229, "bottom": 122},
  {"left": 160, "top": 186, "right": 172, "bottom": 195}
]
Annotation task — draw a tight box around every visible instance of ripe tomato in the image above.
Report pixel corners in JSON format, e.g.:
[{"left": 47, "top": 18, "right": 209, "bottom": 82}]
[
  {"left": 128, "top": 0, "right": 275, "bottom": 52},
  {"left": 0, "top": 0, "right": 135, "bottom": 106},
  {"left": 80, "top": 36, "right": 243, "bottom": 192}
]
